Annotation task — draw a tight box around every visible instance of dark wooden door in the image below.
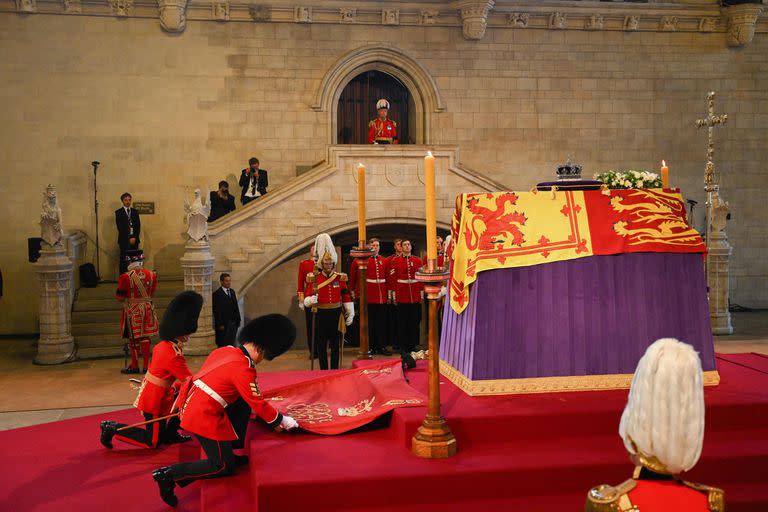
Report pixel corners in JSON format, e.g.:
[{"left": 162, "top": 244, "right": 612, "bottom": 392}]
[{"left": 337, "top": 71, "right": 411, "bottom": 144}]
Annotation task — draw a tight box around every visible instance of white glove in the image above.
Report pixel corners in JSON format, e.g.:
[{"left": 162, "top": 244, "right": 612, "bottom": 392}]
[
  {"left": 298, "top": 300, "right": 305, "bottom": 311},
  {"left": 437, "top": 286, "right": 447, "bottom": 299},
  {"left": 303, "top": 295, "right": 318, "bottom": 308},
  {"left": 343, "top": 302, "right": 355, "bottom": 326},
  {"left": 279, "top": 415, "right": 299, "bottom": 431}
]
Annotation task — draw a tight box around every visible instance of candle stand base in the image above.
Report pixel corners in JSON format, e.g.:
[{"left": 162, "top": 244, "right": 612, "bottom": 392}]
[{"left": 412, "top": 415, "right": 458, "bottom": 459}]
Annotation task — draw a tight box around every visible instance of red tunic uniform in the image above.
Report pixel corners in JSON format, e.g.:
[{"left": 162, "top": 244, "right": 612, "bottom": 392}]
[
  {"left": 367, "top": 118, "right": 398, "bottom": 144},
  {"left": 134, "top": 340, "right": 192, "bottom": 416},
  {"left": 389, "top": 255, "right": 423, "bottom": 304},
  {"left": 586, "top": 470, "right": 725, "bottom": 512},
  {"left": 304, "top": 271, "right": 353, "bottom": 307},
  {"left": 178, "top": 346, "right": 281, "bottom": 441},
  {"left": 349, "top": 256, "right": 388, "bottom": 304},
  {"left": 116, "top": 267, "right": 159, "bottom": 339},
  {"left": 296, "top": 258, "right": 315, "bottom": 303}
]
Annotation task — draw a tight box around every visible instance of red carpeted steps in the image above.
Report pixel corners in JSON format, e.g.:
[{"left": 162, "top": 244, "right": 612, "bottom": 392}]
[{"left": 195, "top": 355, "right": 768, "bottom": 512}]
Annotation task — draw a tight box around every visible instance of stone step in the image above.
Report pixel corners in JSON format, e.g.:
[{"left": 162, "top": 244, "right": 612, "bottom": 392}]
[
  {"left": 72, "top": 312, "right": 168, "bottom": 334},
  {"left": 76, "top": 341, "right": 127, "bottom": 359},
  {"left": 227, "top": 254, "right": 249, "bottom": 264},
  {"left": 73, "top": 295, "right": 175, "bottom": 312},
  {"left": 259, "top": 237, "right": 280, "bottom": 246},
  {"left": 76, "top": 279, "right": 184, "bottom": 300},
  {"left": 292, "top": 218, "right": 314, "bottom": 228},
  {"left": 244, "top": 245, "right": 265, "bottom": 255}
]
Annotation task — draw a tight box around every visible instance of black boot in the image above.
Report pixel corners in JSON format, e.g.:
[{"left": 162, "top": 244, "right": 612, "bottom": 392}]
[
  {"left": 152, "top": 467, "right": 178, "bottom": 507},
  {"left": 162, "top": 431, "right": 192, "bottom": 445},
  {"left": 99, "top": 420, "right": 118, "bottom": 449},
  {"left": 234, "top": 454, "right": 249, "bottom": 467}
]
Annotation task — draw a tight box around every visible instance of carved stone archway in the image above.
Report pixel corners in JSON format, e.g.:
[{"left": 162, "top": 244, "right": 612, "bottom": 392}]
[{"left": 311, "top": 44, "right": 446, "bottom": 145}]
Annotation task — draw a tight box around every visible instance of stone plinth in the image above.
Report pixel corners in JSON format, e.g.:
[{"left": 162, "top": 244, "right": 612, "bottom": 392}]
[
  {"left": 34, "top": 245, "right": 76, "bottom": 364},
  {"left": 706, "top": 192, "right": 733, "bottom": 335},
  {"left": 181, "top": 239, "right": 216, "bottom": 355}
]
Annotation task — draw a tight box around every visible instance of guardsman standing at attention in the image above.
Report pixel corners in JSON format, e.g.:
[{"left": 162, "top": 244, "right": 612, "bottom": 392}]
[
  {"left": 350, "top": 238, "right": 392, "bottom": 356},
  {"left": 367, "top": 99, "right": 398, "bottom": 145},
  {"left": 100, "top": 291, "right": 202, "bottom": 450},
  {"left": 151, "top": 314, "right": 299, "bottom": 507},
  {"left": 585, "top": 338, "right": 725, "bottom": 512},
  {"left": 296, "top": 245, "right": 316, "bottom": 358},
  {"left": 116, "top": 249, "right": 158, "bottom": 374},
  {"left": 389, "top": 239, "right": 423, "bottom": 354},
  {"left": 303, "top": 233, "right": 354, "bottom": 370}
]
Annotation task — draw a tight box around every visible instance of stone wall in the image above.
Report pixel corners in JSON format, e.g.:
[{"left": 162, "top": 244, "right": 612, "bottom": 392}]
[{"left": 1, "top": 12, "right": 766, "bottom": 334}]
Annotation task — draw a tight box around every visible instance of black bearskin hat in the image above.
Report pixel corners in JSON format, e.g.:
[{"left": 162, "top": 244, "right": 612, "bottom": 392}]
[
  {"left": 159, "top": 291, "right": 204, "bottom": 340},
  {"left": 238, "top": 314, "right": 296, "bottom": 360}
]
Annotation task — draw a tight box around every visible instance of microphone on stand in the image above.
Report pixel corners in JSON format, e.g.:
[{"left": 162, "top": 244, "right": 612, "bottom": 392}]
[{"left": 91, "top": 161, "right": 102, "bottom": 280}]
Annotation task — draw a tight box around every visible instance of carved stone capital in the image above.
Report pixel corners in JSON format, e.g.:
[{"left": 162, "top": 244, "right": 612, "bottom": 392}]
[
  {"left": 340, "top": 7, "right": 356, "bottom": 23},
  {"left": 507, "top": 12, "right": 529, "bottom": 28},
  {"left": 660, "top": 15, "right": 678, "bottom": 32},
  {"left": 16, "top": 0, "right": 36, "bottom": 13},
  {"left": 624, "top": 15, "right": 640, "bottom": 31},
  {"left": 382, "top": 9, "right": 399, "bottom": 25},
  {"left": 158, "top": 0, "right": 188, "bottom": 32},
  {"left": 62, "top": 0, "right": 81, "bottom": 13},
  {"left": 294, "top": 5, "right": 312, "bottom": 23},
  {"left": 722, "top": 4, "right": 762, "bottom": 47},
  {"left": 109, "top": 0, "right": 133, "bottom": 17},
  {"left": 212, "top": 1, "right": 229, "bottom": 21},
  {"left": 585, "top": 13, "right": 604, "bottom": 31},
  {"left": 549, "top": 12, "right": 567, "bottom": 30},
  {"left": 455, "top": 0, "right": 494, "bottom": 40}
]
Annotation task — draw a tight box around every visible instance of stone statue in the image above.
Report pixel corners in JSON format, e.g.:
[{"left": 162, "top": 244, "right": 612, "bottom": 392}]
[
  {"left": 40, "top": 184, "right": 64, "bottom": 247},
  {"left": 184, "top": 189, "right": 211, "bottom": 242}
]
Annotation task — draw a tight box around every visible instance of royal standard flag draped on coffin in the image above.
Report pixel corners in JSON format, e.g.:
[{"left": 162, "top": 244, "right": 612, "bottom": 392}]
[{"left": 448, "top": 188, "right": 706, "bottom": 314}]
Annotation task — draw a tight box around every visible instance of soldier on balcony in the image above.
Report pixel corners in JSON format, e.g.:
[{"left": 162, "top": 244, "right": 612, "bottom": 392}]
[{"left": 367, "top": 99, "right": 398, "bottom": 145}]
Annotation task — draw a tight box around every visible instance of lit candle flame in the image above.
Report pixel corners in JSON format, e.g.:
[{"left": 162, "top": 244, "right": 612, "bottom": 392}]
[
  {"left": 662, "top": 160, "right": 666, "bottom": 167},
  {"left": 427, "top": 151, "right": 433, "bottom": 158}
]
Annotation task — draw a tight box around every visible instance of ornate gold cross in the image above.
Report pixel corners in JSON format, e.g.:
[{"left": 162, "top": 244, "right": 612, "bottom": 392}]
[{"left": 695, "top": 91, "right": 728, "bottom": 191}]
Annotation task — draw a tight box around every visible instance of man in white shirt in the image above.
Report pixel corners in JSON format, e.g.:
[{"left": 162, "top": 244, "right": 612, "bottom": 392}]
[
  {"left": 115, "top": 192, "right": 141, "bottom": 274},
  {"left": 238, "top": 157, "right": 269, "bottom": 205}
]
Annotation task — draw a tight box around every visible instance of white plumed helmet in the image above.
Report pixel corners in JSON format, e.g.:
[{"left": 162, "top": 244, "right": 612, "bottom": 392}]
[
  {"left": 376, "top": 99, "right": 390, "bottom": 110},
  {"left": 313, "top": 233, "right": 337, "bottom": 267},
  {"left": 618, "top": 338, "right": 705, "bottom": 474}
]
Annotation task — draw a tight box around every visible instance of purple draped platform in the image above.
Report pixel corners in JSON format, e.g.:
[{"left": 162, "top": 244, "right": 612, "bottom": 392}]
[{"left": 440, "top": 252, "right": 716, "bottom": 381}]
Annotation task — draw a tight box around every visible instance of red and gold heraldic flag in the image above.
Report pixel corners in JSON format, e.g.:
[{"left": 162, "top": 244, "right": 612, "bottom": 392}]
[
  {"left": 449, "top": 188, "right": 705, "bottom": 314},
  {"left": 261, "top": 360, "right": 425, "bottom": 435}
]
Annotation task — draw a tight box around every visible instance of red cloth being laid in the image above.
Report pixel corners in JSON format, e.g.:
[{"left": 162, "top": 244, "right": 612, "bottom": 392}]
[{"left": 261, "top": 359, "right": 426, "bottom": 435}]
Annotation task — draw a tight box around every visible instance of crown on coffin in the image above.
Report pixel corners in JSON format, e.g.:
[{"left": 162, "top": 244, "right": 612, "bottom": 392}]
[{"left": 557, "top": 158, "right": 582, "bottom": 180}]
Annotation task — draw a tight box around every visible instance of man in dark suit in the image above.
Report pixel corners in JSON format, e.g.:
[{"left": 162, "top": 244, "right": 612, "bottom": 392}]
[
  {"left": 212, "top": 273, "right": 241, "bottom": 347},
  {"left": 208, "top": 181, "right": 236, "bottom": 223},
  {"left": 115, "top": 192, "right": 141, "bottom": 274},
  {"left": 238, "top": 157, "right": 268, "bottom": 205}
]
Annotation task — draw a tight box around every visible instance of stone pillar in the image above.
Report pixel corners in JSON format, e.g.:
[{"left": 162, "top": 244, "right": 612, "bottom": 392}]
[
  {"left": 34, "top": 244, "right": 76, "bottom": 364},
  {"left": 181, "top": 239, "right": 216, "bottom": 354},
  {"left": 706, "top": 191, "right": 733, "bottom": 335}
]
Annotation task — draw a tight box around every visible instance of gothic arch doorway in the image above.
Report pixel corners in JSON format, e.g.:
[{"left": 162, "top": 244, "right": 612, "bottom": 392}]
[{"left": 337, "top": 70, "right": 414, "bottom": 145}]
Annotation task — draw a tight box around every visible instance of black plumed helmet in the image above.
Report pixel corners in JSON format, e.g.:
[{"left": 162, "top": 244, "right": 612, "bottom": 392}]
[
  {"left": 238, "top": 314, "right": 296, "bottom": 360},
  {"left": 159, "top": 291, "right": 204, "bottom": 340}
]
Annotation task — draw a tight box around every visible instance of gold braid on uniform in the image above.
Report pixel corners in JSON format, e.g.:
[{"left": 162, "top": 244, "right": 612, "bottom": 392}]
[
  {"left": 679, "top": 480, "right": 725, "bottom": 512},
  {"left": 585, "top": 479, "right": 637, "bottom": 512}
]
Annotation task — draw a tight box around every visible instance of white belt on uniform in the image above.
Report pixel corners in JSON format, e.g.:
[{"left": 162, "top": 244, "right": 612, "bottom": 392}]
[
  {"left": 194, "top": 379, "right": 228, "bottom": 408},
  {"left": 397, "top": 279, "right": 419, "bottom": 284},
  {"left": 366, "top": 279, "right": 386, "bottom": 283}
]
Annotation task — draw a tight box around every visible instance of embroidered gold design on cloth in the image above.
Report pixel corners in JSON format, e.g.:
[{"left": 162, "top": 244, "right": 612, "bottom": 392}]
[
  {"left": 337, "top": 397, "right": 376, "bottom": 417},
  {"left": 286, "top": 403, "right": 334, "bottom": 424},
  {"left": 359, "top": 367, "right": 393, "bottom": 375},
  {"left": 382, "top": 399, "right": 421, "bottom": 406}
]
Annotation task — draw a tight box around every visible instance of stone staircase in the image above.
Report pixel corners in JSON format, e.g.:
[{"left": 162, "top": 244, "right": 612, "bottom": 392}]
[
  {"left": 208, "top": 144, "right": 507, "bottom": 298},
  {"left": 73, "top": 277, "right": 185, "bottom": 359}
]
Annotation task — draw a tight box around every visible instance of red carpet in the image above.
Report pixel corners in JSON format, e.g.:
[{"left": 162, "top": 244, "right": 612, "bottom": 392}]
[{"left": 2, "top": 354, "right": 767, "bottom": 511}]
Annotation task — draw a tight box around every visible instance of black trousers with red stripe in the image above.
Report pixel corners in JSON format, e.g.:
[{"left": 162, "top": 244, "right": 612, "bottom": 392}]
[
  {"left": 167, "top": 398, "right": 251, "bottom": 487},
  {"left": 113, "top": 413, "right": 180, "bottom": 449}
]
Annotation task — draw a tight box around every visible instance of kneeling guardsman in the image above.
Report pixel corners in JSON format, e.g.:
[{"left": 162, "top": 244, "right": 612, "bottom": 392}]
[
  {"left": 151, "top": 314, "right": 299, "bottom": 507},
  {"left": 100, "top": 290, "right": 201, "bottom": 449}
]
